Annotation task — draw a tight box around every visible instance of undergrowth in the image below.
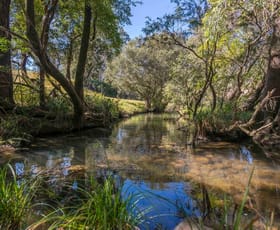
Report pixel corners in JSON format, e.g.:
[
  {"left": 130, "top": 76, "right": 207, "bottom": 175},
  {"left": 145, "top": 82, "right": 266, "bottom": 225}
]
[
  {"left": 0, "top": 164, "right": 140, "bottom": 230},
  {"left": 195, "top": 102, "right": 252, "bottom": 133},
  {"left": 0, "top": 164, "right": 39, "bottom": 230}
]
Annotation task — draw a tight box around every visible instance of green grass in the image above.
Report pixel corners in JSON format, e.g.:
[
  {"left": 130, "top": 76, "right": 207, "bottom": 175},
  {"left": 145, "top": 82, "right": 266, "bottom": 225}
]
[
  {"left": 85, "top": 90, "right": 146, "bottom": 118},
  {"left": 233, "top": 167, "right": 255, "bottom": 230},
  {"left": 0, "top": 164, "right": 272, "bottom": 230},
  {"left": 85, "top": 92, "right": 120, "bottom": 122},
  {"left": 0, "top": 164, "right": 140, "bottom": 230},
  {"left": 0, "top": 164, "right": 39, "bottom": 230},
  {"left": 31, "top": 177, "right": 139, "bottom": 230},
  {"left": 115, "top": 98, "right": 146, "bottom": 117}
]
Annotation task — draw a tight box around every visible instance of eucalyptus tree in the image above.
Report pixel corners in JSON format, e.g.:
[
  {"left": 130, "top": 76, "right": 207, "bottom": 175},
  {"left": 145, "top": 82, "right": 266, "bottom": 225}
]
[
  {"left": 144, "top": 0, "right": 224, "bottom": 117},
  {"left": 23, "top": 0, "right": 137, "bottom": 127},
  {"left": 203, "top": 0, "right": 280, "bottom": 143},
  {"left": 105, "top": 37, "right": 176, "bottom": 112},
  {"left": 0, "top": 0, "right": 14, "bottom": 109}
]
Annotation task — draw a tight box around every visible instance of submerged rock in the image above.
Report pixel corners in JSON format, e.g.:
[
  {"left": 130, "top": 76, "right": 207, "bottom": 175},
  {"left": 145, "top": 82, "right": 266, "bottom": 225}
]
[{"left": 0, "top": 144, "right": 16, "bottom": 154}]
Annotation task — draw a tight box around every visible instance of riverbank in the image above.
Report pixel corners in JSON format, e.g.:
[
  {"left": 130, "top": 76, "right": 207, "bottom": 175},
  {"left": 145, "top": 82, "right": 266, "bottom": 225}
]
[
  {"left": 1, "top": 113, "right": 279, "bottom": 229},
  {"left": 0, "top": 93, "right": 146, "bottom": 147}
]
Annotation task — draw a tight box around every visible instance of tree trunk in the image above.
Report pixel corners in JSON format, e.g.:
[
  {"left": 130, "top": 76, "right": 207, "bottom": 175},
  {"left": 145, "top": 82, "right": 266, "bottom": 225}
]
[
  {"left": 25, "top": 0, "right": 84, "bottom": 127},
  {"left": 0, "top": 0, "right": 14, "bottom": 109},
  {"left": 39, "top": 66, "right": 46, "bottom": 108},
  {"left": 243, "top": 80, "right": 264, "bottom": 111},
  {"left": 262, "top": 18, "right": 280, "bottom": 119},
  {"left": 66, "top": 39, "right": 73, "bottom": 81},
  {"left": 145, "top": 98, "right": 152, "bottom": 112},
  {"left": 209, "top": 82, "right": 216, "bottom": 112},
  {"left": 74, "top": 1, "right": 92, "bottom": 102}
]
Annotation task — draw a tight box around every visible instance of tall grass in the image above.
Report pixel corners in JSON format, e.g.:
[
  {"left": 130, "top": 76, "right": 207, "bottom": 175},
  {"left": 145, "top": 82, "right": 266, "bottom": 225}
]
[
  {"left": 31, "top": 177, "right": 139, "bottom": 230},
  {"left": 233, "top": 167, "right": 255, "bottom": 230},
  {"left": 0, "top": 164, "right": 39, "bottom": 230}
]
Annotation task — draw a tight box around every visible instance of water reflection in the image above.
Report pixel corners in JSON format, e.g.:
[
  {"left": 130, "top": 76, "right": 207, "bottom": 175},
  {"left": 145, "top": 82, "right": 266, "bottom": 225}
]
[
  {"left": 240, "top": 146, "right": 253, "bottom": 164},
  {"left": 15, "top": 162, "right": 25, "bottom": 176},
  {"left": 122, "top": 179, "right": 200, "bottom": 230},
  {"left": 2, "top": 114, "right": 280, "bottom": 228}
]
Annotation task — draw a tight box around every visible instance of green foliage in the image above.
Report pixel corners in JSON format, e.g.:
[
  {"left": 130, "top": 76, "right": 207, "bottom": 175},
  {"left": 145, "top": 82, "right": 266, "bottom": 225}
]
[
  {"left": 85, "top": 92, "right": 120, "bottom": 121},
  {"left": 0, "top": 115, "right": 28, "bottom": 139},
  {"left": 88, "top": 79, "right": 118, "bottom": 97},
  {"left": 195, "top": 102, "right": 252, "bottom": 132},
  {"left": 32, "top": 178, "right": 138, "bottom": 230},
  {"left": 14, "top": 85, "right": 39, "bottom": 106},
  {"left": 0, "top": 163, "right": 139, "bottom": 230},
  {"left": 45, "top": 96, "right": 73, "bottom": 119},
  {"left": 0, "top": 37, "right": 10, "bottom": 52},
  {"left": 105, "top": 38, "right": 177, "bottom": 112},
  {"left": 117, "top": 98, "right": 146, "bottom": 116},
  {"left": 0, "top": 164, "right": 39, "bottom": 230}
]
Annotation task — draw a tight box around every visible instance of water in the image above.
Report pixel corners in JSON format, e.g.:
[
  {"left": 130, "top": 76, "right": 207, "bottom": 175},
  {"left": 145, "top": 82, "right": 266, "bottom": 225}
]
[{"left": 1, "top": 114, "right": 280, "bottom": 229}]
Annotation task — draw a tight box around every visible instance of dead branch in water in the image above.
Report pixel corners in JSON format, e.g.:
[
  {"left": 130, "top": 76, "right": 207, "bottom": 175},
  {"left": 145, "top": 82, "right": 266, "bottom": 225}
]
[{"left": 228, "top": 89, "right": 279, "bottom": 137}]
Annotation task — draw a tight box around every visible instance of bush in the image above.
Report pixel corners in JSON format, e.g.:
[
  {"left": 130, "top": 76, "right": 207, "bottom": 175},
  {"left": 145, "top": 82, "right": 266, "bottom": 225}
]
[
  {"left": 195, "top": 102, "right": 252, "bottom": 133},
  {"left": 85, "top": 93, "right": 120, "bottom": 122}
]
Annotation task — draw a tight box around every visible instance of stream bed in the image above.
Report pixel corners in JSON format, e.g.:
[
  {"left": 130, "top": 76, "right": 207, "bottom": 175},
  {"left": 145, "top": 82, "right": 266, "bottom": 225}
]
[{"left": 2, "top": 114, "right": 280, "bottom": 229}]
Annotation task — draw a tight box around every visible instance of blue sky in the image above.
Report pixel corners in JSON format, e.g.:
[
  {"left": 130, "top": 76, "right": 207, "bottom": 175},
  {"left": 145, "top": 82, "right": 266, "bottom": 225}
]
[{"left": 124, "top": 0, "right": 175, "bottom": 39}]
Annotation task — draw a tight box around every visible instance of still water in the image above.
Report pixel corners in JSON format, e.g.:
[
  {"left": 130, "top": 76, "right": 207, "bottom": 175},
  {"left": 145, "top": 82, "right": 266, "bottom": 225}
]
[{"left": 3, "top": 114, "right": 280, "bottom": 229}]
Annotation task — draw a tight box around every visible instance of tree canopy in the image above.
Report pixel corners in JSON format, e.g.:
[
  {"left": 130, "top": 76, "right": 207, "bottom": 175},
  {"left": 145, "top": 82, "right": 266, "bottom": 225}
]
[{"left": 0, "top": 0, "right": 279, "bottom": 148}]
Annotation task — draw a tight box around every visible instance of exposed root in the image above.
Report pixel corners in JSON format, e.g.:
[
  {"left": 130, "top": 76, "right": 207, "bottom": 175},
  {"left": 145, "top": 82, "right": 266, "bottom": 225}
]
[{"left": 227, "top": 90, "right": 280, "bottom": 154}]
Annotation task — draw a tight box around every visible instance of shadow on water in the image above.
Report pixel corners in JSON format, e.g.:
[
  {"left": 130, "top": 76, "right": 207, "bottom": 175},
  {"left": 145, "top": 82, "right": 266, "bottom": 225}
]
[{"left": 1, "top": 113, "right": 280, "bottom": 229}]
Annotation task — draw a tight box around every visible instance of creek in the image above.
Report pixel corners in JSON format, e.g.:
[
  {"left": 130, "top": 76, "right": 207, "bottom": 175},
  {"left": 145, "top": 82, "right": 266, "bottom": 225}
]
[{"left": 3, "top": 114, "right": 280, "bottom": 229}]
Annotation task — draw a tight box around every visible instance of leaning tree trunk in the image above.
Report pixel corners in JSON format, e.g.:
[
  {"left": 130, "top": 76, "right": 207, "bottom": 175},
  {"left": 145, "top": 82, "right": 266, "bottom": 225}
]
[
  {"left": 25, "top": 0, "right": 84, "bottom": 128},
  {"left": 249, "top": 17, "right": 280, "bottom": 151},
  {"left": 0, "top": 0, "right": 14, "bottom": 109}
]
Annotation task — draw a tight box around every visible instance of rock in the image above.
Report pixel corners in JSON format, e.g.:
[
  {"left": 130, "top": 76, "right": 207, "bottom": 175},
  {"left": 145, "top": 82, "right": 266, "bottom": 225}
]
[{"left": 174, "top": 220, "right": 213, "bottom": 230}]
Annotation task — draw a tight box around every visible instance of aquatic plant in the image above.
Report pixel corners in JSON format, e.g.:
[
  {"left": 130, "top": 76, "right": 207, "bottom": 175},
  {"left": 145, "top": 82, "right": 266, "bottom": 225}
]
[{"left": 0, "top": 164, "right": 39, "bottom": 230}]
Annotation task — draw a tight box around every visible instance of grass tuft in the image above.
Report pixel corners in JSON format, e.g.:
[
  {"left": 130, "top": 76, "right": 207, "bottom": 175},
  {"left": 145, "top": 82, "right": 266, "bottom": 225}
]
[
  {"left": 0, "top": 164, "right": 39, "bottom": 230},
  {"left": 31, "top": 177, "right": 139, "bottom": 230}
]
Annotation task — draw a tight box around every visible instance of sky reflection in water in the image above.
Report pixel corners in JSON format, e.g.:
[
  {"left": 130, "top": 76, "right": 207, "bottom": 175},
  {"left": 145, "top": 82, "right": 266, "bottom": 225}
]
[
  {"left": 122, "top": 179, "right": 200, "bottom": 230},
  {"left": 3, "top": 114, "right": 280, "bottom": 228}
]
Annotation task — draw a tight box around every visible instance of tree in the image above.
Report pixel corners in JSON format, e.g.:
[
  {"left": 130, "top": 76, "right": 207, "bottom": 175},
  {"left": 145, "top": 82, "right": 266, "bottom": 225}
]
[
  {"left": 0, "top": 0, "right": 14, "bottom": 109},
  {"left": 25, "top": 0, "right": 84, "bottom": 127},
  {"left": 23, "top": 0, "right": 137, "bottom": 127},
  {"left": 262, "top": 16, "right": 280, "bottom": 117},
  {"left": 105, "top": 38, "right": 176, "bottom": 112},
  {"left": 141, "top": 0, "right": 279, "bottom": 147},
  {"left": 205, "top": 0, "right": 280, "bottom": 144},
  {"left": 74, "top": 0, "right": 92, "bottom": 103}
]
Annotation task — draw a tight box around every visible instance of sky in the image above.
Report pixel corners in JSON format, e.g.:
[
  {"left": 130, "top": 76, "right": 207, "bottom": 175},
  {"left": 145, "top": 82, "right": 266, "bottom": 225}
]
[{"left": 124, "top": 0, "right": 176, "bottom": 39}]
